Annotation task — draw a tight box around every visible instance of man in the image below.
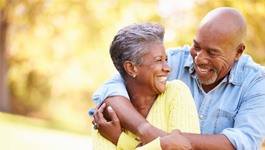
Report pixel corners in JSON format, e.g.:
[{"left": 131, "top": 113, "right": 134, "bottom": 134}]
[{"left": 92, "top": 7, "right": 265, "bottom": 149}]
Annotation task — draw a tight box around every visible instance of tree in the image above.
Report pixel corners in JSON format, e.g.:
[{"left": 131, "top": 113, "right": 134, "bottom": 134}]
[{"left": 0, "top": 0, "right": 9, "bottom": 112}]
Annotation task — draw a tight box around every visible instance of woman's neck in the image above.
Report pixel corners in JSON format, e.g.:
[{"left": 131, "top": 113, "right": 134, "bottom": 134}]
[{"left": 125, "top": 80, "right": 157, "bottom": 118}]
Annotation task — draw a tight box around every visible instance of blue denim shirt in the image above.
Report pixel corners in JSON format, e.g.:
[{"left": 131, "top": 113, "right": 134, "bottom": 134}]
[{"left": 92, "top": 45, "right": 265, "bottom": 149}]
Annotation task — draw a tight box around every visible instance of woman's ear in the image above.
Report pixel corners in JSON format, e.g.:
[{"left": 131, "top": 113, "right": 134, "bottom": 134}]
[
  {"left": 124, "top": 61, "right": 137, "bottom": 77},
  {"left": 234, "top": 43, "right": 245, "bottom": 61}
]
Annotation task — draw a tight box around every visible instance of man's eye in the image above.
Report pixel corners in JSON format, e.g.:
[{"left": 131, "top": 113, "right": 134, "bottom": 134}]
[{"left": 208, "top": 51, "right": 218, "bottom": 56}]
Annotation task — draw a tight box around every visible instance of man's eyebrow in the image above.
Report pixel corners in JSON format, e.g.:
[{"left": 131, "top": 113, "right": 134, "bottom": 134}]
[
  {"left": 206, "top": 47, "right": 219, "bottom": 52},
  {"left": 193, "top": 39, "right": 220, "bottom": 52}
]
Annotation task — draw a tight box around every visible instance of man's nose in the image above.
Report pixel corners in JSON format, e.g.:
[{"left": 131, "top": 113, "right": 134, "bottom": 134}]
[{"left": 195, "top": 50, "right": 209, "bottom": 64}]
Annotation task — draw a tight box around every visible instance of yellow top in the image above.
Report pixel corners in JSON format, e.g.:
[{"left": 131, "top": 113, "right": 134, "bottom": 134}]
[{"left": 92, "top": 80, "right": 200, "bottom": 150}]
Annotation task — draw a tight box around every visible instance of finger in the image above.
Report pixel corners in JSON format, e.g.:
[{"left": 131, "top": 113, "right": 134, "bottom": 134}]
[
  {"left": 95, "top": 103, "right": 100, "bottom": 109},
  {"left": 93, "top": 103, "right": 106, "bottom": 119},
  {"left": 135, "top": 137, "right": 142, "bottom": 142},
  {"left": 107, "top": 106, "right": 119, "bottom": 125},
  {"left": 98, "top": 103, "right": 106, "bottom": 113},
  {"left": 94, "top": 103, "right": 108, "bottom": 125},
  {"left": 92, "top": 119, "right": 98, "bottom": 130},
  {"left": 94, "top": 103, "right": 105, "bottom": 112},
  {"left": 172, "top": 129, "right": 181, "bottom": 134}
]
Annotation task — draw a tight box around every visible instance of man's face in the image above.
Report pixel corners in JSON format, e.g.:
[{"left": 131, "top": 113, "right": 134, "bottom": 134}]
[{"left": 190, "top": 26, "right": 238, "bottom": 88}]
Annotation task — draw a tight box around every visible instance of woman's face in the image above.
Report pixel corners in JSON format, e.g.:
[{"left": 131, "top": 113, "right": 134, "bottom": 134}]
[{"left": 135, "top": 43, "right": 171, "bottom": 94}]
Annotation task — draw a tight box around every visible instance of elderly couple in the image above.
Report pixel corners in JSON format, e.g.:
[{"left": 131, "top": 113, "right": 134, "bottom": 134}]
[{"left": 91, "top": 7, "right": 265, "bottom": 150}]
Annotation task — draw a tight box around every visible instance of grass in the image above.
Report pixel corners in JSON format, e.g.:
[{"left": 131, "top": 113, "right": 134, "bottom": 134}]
[
  {"left": 1, "top": 112, "right": 264, "bottom": 149},
  {"left": 0, "top": 112, "right": 92, "bottom": 150}
]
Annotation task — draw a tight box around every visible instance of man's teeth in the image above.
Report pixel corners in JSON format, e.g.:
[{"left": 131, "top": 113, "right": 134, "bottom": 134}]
[
  {"left": 158, "top": 77, "right": 167, "bottom": 82},
  {"left": 198, "top": 67, "right": 208, "bottom": 73}
]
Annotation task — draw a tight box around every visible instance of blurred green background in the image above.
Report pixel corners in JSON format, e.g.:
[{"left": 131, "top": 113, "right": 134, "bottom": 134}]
[{"left": 0, "top": 0, "right": 265, "bottom": 149}]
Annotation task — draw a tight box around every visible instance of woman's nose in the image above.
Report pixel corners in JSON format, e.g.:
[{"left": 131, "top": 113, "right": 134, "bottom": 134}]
[{"left": 163, "top": 61, "right": 172, "bottom": 72}]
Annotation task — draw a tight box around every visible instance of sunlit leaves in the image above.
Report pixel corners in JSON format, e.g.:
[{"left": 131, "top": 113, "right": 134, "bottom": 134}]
[{"left": 4, "top": 0, "right": 265, "bottom": 135}]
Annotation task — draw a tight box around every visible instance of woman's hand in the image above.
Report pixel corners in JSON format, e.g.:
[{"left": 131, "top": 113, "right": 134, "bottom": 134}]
[{"left": 93, "top": 103, "right": 122, "bottom": 145}]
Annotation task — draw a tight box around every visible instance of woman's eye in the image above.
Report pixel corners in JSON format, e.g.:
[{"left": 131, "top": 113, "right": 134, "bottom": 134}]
[
  {"left": 154, "top": 58, "right": 162, "bottom": 62},
  {"left": 194, "top": 45, "right": 200, "bottom": 50}
]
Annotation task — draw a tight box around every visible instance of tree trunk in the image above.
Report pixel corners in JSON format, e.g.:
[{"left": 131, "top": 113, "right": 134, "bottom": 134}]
[{"left": 0, "top": 5, "right": 9, "bottom": 112}]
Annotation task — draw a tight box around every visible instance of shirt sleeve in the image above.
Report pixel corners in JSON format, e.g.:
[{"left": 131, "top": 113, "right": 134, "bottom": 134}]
[
  {"left": 221, "top": 77, "right": 265, "bottom": 150},
  {"left": 92, "top": 74, "right": 130, "bottom": 105}
]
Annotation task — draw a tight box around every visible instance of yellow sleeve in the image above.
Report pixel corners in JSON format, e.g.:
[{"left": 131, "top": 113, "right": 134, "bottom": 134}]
[
  {"left": 117, "top": 132, "right": 162, "bottom": 150},
  {"left": 91, "top": 127, "right": 116, "bottom": 150},
  {"left": 117, "top": 132, "right": 141, "bottom": 150},
  {"left": 135, "top": 137, "right": 162, "bottom": 150},
  {"left": 167, "top": 80, "right": 200, "bottom": 133}
]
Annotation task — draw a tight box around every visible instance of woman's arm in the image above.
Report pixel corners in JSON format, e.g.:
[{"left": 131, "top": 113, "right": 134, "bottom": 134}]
[
  {"left": 103, "top": 96, "right": 167, "bottom": 144},
  {"left": 94, "top": 100, "right": 192, "bottom": 150}
]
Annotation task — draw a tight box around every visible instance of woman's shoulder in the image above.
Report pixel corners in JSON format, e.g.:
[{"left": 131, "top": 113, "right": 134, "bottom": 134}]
[
  {"left": 163, "top": 80, "right": 192, "bottom": 99},
  {"left": 166, "top": 80, "right": 189, "bottom": 90}
]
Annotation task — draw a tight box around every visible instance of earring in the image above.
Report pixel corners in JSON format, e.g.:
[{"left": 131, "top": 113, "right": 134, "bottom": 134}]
[{"left": 132, "top": 74, "right": 136, "bottom": 78}]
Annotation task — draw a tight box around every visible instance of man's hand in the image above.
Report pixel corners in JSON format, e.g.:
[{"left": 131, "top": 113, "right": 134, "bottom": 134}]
[
  {"left": 160, "top": 129, "right": 192, "bottom": 150},
  {"left": 93, "top": 103, "right": 122, "bottom": 145}
]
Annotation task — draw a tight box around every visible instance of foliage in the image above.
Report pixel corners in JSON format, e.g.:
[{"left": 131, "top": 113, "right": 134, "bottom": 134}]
[
  {"left": 4, "top": 0, "right": 160, "bottom": 134},
  {"left": 1, "top": 0, "right": 265, "bottom": 134}
]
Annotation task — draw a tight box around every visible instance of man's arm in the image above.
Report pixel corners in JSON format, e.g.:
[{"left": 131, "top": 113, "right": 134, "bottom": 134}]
[
  {"left": 104, "top": 96, "right": 168, "bottom": 144},
  {"left": 182, "top": 133, "right": 235, "bottom": 150},
  {"left": 91, "top": 74, "right": 238, "bottom": 149},
  {"left": 102, "top": 96, "right": 235, "bottom": 150},
  {"left": 92, "top": 74, "right": 130, "bottom": 105},
  {"left": 91, "top": 74, "right": 166, "bottom": 143}
]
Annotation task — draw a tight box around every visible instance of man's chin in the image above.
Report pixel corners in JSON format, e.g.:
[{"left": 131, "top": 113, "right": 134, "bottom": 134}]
[{"left": 198, "top": 79, "right": 216, "bottom": 86}]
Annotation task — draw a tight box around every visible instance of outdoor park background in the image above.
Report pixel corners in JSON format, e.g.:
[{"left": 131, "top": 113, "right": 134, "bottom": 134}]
[{"left": 0, "top": 0, "right": 265, "bottom": 149}]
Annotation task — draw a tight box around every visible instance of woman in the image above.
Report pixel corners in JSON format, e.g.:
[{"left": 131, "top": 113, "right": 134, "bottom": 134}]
[{"left": 92, "top": 23, "right": 200, "bottom": 149}]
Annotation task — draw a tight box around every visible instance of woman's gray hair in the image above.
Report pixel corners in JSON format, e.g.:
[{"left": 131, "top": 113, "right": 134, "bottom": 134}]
[{"left": 110, "top": 22, "right": 165, "bottom": 78}]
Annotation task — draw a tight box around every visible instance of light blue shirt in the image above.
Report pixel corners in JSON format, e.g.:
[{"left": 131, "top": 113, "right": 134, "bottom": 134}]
[{"left": 92, "top": 45, "right": 265, "bottom": 150}]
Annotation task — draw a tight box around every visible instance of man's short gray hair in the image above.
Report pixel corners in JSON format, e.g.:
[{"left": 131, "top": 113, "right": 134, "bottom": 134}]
[{"left": 110, "top": 22, "right": 165, "bottom": 78}]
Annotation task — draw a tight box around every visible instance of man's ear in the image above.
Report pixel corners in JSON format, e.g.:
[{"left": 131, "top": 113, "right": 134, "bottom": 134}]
[
  {"left": 235, "top": 43, "right": 245, "bottom": 61},
  {"left": 124, "top": 61, "right": 137, "bottom": 77}
]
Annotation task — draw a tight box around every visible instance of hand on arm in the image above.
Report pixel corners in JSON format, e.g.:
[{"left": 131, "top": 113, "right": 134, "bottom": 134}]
[
  {"left": 93, "top": 102, "right": 162, "bottom": 150},
  {"left": 93, "top": 103, "right": 122, "bottom": 145},
  {"left": 94, "top": 97, "right": 233, "bottom": 150},
  {"left": 104, "top": 96, "right": 168, "bottom": 144},
  {"left": 160, "top": 129, "right": 192, "bottom": 150}
]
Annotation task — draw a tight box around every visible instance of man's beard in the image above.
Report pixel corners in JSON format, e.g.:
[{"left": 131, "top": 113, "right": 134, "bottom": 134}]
[{"left": 198, "top": 68, "right": 218, "bottom": 85}]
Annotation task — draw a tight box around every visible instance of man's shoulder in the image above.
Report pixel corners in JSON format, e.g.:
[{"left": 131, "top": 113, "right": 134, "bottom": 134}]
[
  {"left": 166, "top": 44, "right": 191, "bottom": 65},
  {"left": 166, "top": 45, "right": 192, "bottom": 81},
  {"left": 232, "top": 54, "right": 265, "bottom": 85},
  {"left": 166, "top": 44, "right": 190, "bottom": 56},
  {"left": 240, "top": 54, "right": 265, "bottom": 75}
]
